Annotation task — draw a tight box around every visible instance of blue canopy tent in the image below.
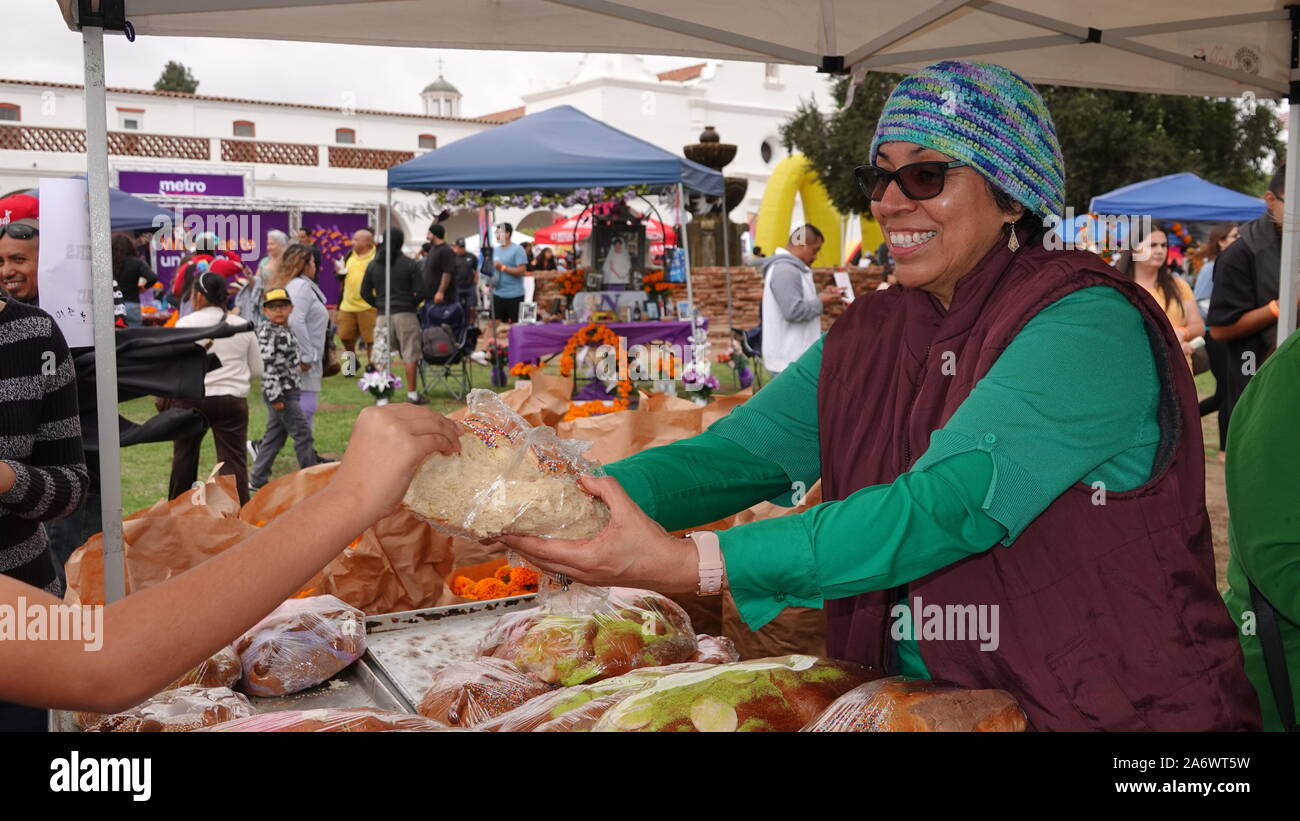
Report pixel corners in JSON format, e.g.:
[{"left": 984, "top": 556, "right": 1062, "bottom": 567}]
[
  {"left": 384, "top": 105, "right": 725, "bottom": 327},
  {"left": 1088, "top": 173, "right": 1266, "bottom": 222},
  {"left": 28, "top": 180, "right": 173, "bottom": 232}
]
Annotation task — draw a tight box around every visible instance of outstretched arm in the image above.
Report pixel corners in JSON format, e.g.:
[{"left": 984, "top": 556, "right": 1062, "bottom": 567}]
[{"left": 0, "top": 405, "right": 462, "bottom": 713}]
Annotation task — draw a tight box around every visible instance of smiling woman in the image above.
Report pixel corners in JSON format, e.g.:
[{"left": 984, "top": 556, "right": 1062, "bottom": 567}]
[{"left": 501, "top": 60, "right": 1262, "bottom": 731}]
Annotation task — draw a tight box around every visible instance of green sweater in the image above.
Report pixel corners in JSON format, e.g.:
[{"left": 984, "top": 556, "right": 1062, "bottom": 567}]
[
  {"left": 1223, "top": 327, "right": 1300, "bottom": 731},
  {"left": 606, "top": 286, "right": 1160, "bottom": 676}
]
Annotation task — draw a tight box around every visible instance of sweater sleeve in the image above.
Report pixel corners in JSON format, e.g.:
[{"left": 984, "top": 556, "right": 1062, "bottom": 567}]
[
  {"left": 0, "top": 324, "right": 88, "bottom": 522},
  {"left": 768, "top": 262, "right": 823, "bottom": 322},
  {"left": 360, "top": 263, "right": 378, "bottom": 309}
]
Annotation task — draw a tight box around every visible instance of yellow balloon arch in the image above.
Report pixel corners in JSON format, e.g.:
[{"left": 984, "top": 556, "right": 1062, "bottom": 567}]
[{"left": 755, "top": 153, "right": 884, "bottom": 266}]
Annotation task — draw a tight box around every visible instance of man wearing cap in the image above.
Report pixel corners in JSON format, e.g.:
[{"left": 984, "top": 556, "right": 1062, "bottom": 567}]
[
  {"left": 0, "top": 194, "right": 42, "bottom": 305},
  {"left": 423, "top": 222, "right": 457, "bottom": 308},
  {"left": 452, "top": 238, "right": 479, "bottom": 320},
  {"left": 250, "top": 287, "right": 318, "bottom": 491}
]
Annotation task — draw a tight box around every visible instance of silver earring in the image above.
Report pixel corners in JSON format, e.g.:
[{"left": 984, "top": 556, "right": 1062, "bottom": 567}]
[{"left": 1007, "top": 220, "right": 1020, "bottom": 252}]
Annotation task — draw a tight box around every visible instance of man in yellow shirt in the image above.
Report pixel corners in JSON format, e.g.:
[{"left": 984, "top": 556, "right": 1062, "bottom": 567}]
[{"left": 336, "top": 228, "right": 377, "bottom": 365}]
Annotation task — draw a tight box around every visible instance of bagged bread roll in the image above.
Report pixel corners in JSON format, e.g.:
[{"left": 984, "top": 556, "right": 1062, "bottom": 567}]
[
  {"left": 417, "top": 658, "right": 555, "bottom": 728},
  {"left": 801, "top": 677, "right": 1028, "bottom": 732},
  {"left": 502, "top": 588, "right": 698, "bottom": 686},
  {"left": 84, "top": 686, "right": 254, "bottom": 733},
  {"left": 235, "top": 595, "right": 366, "bottom": 697},
  {"left": 690, "top": 635, "right": 741, "bottom": 665},
  {"left": 403, "top": 390, "right": 609, "bottom": 540},
  {"left": 201, "top": 707, "right": 447, "bottom": 732},
  {"left": 477, "top": 663, "right": 716, "bottom": 732},
  {"left": 476, "top": 608, "right": 543, "bottom": 659},
  {"left": 74, "top": 645, "right": 241, "bottom": 729},
  {"left": 590, "top": 655, "right": 881, "bottom": 732}
]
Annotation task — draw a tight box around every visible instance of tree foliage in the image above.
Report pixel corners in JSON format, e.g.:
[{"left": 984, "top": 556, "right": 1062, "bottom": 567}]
[
  {"left": 781, "top": 75, "right": 1283, "bottom": 217},
  {"left": 154, "top": 61, "right": 199, "bottom": 94}
]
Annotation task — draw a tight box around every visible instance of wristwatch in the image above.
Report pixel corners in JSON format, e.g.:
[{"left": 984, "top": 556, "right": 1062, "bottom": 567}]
[{"left": 687, "top": 531, "right": 725, "bottom": 596}]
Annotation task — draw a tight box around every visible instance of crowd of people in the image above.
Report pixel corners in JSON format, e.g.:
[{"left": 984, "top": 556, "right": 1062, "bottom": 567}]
[{"left": 0, "top": 59, "right": 1297, "bottom": 733}]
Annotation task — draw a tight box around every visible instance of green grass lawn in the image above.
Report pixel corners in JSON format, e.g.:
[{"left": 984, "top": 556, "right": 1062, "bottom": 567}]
[{"left": 116, "top": 354, "right": 751, "bottom": 514}]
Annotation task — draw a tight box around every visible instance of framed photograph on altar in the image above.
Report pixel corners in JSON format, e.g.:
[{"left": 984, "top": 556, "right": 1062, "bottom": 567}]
[
  {"left": 518, "top": 301, "right": 538, "bottom": 324},
  {"left": 643, "top": 300, "right": 660, "bottom": 320},
  {"left": 676, "top": 300, "right": 693, "bottom": 320},
  {"left": 591, "top": 221, "right": 646, "bottom": 290}
]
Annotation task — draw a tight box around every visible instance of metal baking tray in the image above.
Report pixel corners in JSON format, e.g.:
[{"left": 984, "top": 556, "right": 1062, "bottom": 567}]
[
  {"left": 362, "top": 595, "right": 537, "bottom": 712},
  {"left": 50, "top": 656, "right": 408, "bottom": 732}
]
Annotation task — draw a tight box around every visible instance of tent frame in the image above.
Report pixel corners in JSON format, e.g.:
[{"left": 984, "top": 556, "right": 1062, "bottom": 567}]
[{"left": 66, "top": 0, "right": 1300, "bottom": 603}]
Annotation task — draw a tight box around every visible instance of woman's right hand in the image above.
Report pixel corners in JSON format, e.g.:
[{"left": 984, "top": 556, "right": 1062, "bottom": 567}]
[{"left": 328, "top": 405, "right": 463, "bottom": 517}]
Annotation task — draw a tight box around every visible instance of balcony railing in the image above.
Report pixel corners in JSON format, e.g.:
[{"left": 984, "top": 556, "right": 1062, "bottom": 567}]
[
  {"left": 1, "top": 124, "right": 419, "bottom": 169},
  {"left": 0, "top": 123, "right": 210, "bottom": 160},
  {"left": 327, "top": 145, "right": 414, "bottom": 170},
  {"left": 221, "top": 137, "right": 317, "bottom": 166}
]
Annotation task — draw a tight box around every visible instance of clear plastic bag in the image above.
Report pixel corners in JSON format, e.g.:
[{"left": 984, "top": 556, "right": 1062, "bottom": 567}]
[
  {"left": 403, "top": 389, "right": 610, "bottom": 540},
  {"left": 74, "top": 645, "right": 242, "bottom": 729},
  {"left": 476, "top": 662, "right": 716, "bottom": 732},
  {"left": 234, "top": 595, "right": 366, "bottom": 697},
  {"left": 485, "top": 587, "right": 699, "bottom": 686},
  {"left": 200, "top": 707, "right": 449, "bottom": 732},
  {"left": 84, "top": 685, "right": 255, "bottom": 733},
  {"left": 417, "top": 657, "right": 555, "bottom": 728},
  {"left": 800, "top": 676, "right": 1028, "bottom": 732},
  {"left": 588, "top": 655, "right": 881, "bottom": 732},
  {"left": 689, "top": 634, "right": 740, "bottom": 665}
]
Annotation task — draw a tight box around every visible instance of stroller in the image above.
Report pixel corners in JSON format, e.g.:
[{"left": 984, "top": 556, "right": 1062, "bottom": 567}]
[{"left": 417, "top": 300, "right": 481, "bottom": 399}]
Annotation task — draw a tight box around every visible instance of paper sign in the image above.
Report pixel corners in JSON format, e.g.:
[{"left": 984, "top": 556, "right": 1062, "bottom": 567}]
[
  {"left": 523, "top": 275, "right": 536, "bottom": 302},
  {"left": 37, "top": 178, "right": 95, "bottom": 348},
  {"left": 833, "top": 271, "right": 855, "bottom": 305}
]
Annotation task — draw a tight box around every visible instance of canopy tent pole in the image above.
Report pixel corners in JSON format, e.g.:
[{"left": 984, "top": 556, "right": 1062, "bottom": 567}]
[
  {"left": 677, "top": 183, "right": 695, "bottom": 312},
  {"left": 384, "top": 187, "right": 392, "bottom": 373},
  {"left": 83, "top": 24, "right": 125, "bottom": 603},
  {"left": 1278, "top": 7, "right": 1300, "bottom": 344},
  {"left": 721, "top": 197, "right": 734, "bottom": 333}
]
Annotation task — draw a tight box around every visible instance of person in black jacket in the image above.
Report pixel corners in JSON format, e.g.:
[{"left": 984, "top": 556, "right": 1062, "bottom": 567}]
[
  {"left": 112, "top": 232, "right": 158, "bottom": 327},
  {"left": 360, "top": 227, "right": 429, "bottom": 405},
  {"left": 1208, "top": 163, "right": 1294, "bottom": 450}
]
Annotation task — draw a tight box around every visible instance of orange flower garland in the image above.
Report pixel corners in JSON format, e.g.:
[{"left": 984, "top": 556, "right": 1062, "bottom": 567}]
[
  {"left": 640, "top": 269, "right": 673, "bottom": 297},
  {"left": 509, "top": 362, "right": 540, "bottom": 378},
  {"left": 555, "top": 268, "right": 586, "bottom": 296},
  {"left": 559, "top": 322, "right": 633, "bottom": 421},
  {"left": 452, "top": 565, "right": 539, "bottom": 601}
]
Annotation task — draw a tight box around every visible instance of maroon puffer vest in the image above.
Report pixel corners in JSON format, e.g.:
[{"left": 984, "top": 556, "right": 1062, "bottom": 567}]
[{"left": 818, "top": 233, "right": 1260, "bottom": 731}]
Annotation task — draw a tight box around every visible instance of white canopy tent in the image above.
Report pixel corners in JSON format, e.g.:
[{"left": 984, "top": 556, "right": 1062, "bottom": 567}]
[{"left": 56, "top": 1, "right": 1300, "bottom": 601}]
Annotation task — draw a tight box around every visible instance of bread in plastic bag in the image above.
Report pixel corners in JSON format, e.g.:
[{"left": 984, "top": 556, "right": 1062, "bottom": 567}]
[
  {"left": 417, "top": 657, "right": 555, "bottom": 727},
  {"left": 201, "top": 707, "right": 448, "bottom": 732},
  {"left": 690, "top": 634, "right": 741, "bottom": 665},
  {"left": 83, "top": 685, "right": 255, "bottom": 732},
  {"left": 801, "top": 676, "right": 1028, "bottom": 732},
  {"left": 74, "top": 645, "right": 242, "bottom": 729},
  {"left": 234, "top": 595, "right": 366, "bottom": 697},
  {"left": 495, "top": 587, "right": 699, "bottom": 686},
  {"left": 476, "top": 607, "right": 544, "bottom": 659},
  {"left": 403, "top": 389, "right": 610, "bottom": 540},
  {"left": 476, "top": 662, "right": 716, "bottom": 732},
  {"left": 588, "top": 655, "right": 881, "bottom": 732}
]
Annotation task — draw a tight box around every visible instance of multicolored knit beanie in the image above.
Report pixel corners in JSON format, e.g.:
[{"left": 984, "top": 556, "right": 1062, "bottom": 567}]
[{"left": 869, "top": 60, "right": 1064, "bottom": 221}]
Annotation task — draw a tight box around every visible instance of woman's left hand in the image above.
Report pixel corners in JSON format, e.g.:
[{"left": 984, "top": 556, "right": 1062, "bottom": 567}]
[{"left": 500, "top": 475, "right": 699, "bottom": 593}]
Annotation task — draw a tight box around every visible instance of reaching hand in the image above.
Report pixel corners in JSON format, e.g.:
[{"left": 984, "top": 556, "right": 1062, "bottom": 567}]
[
  {"left": 329, "top": 405, "right": 462, "bottom": 517},
  {"left": 500, "top": 475, "right": 699, "bottom": 593}
]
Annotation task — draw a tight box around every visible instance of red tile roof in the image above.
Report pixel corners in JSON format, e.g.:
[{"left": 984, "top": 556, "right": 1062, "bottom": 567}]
[
  {"left": 478, "top": 105, "right": 526, "bottom": 123},
  {"left": 656, "top": 63, "right": 707, "bottom": 83}
]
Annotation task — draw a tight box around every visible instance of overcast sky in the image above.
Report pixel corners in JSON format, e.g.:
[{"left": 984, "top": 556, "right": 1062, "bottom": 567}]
[{"left": 6, "top": 0, "right": 704, "bottom": 118}]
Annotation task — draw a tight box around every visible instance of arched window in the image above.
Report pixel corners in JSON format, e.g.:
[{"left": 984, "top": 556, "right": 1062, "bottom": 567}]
[
  {"left": 233, "top": 120, "right": 255, "bottom": 137},
  {"left": 418, "top": 133, "right": 436, "bottom": 149},
  {"left": 0, "top": 103, "right": 19, "bottom": 122},
  {"left": 335, "top": 127, "right": 356, "bottom": 144}
]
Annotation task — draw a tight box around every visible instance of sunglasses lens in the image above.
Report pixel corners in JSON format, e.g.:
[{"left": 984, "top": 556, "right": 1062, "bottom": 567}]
[
  {"left": 1, "top": 224, "right": 36, "bottom": 240},
  {"left": 898, "top": 164, "right": 947, "bottom": 199},
  {"left": 856, "top": 167, "right": 890, "bottom": 201}
]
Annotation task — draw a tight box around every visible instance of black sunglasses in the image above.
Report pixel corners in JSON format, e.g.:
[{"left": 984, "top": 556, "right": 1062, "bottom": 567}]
[
  {"left": 0, "top": 223, "right": 37, "bottom": 240},
  {"left": 854, "top": 160, "right": 968, "bottom": 202}
]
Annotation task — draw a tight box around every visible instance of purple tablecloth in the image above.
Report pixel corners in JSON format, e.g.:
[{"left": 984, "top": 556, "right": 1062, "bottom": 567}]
[{"left": 508, "top": 320, "right": 705, "bottom": 366}]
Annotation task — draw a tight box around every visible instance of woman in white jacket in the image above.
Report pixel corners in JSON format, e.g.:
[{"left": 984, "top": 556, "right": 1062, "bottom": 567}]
[{"left": 158, "top": 270, "right": 262, "bottom": 504}]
